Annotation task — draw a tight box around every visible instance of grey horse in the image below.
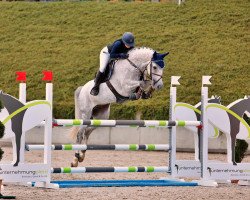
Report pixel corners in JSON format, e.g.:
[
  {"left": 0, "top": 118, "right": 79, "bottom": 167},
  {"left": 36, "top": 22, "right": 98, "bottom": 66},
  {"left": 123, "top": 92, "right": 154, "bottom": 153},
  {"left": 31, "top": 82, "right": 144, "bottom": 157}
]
[{"left": 70, "top": 47, "right": 169, "bottom": 167}]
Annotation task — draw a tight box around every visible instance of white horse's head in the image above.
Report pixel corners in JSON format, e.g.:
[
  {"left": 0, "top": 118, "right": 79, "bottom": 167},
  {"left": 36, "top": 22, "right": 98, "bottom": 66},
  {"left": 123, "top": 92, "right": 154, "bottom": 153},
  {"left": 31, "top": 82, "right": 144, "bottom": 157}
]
[
  {"left": 148, "top": 51, "right": 169, "bottom": 90},
  {"left": 127, "top": 48, "right": 169, "bottom": 90}
]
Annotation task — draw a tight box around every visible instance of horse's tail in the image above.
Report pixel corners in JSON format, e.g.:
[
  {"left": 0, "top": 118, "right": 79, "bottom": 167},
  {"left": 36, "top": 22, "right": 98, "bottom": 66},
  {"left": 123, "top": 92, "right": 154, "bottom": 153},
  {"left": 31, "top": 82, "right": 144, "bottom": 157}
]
[{"left": 69, "top": 86, "right": 82, "bottom": 140}]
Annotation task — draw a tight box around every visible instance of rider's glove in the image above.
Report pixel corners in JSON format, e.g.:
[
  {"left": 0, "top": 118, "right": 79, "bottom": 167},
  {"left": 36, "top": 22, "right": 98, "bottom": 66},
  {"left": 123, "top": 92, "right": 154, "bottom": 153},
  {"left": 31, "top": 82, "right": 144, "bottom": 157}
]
[{"left": 119, "top": 54, "right": 129, "bottom": 59}]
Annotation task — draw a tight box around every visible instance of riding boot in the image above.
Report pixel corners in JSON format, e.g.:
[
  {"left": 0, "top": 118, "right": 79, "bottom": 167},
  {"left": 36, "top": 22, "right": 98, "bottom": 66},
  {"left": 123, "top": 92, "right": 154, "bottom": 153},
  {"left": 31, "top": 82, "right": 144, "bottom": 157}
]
[{"left": 90, "top": 71, "right": 105, "bottom": 96}]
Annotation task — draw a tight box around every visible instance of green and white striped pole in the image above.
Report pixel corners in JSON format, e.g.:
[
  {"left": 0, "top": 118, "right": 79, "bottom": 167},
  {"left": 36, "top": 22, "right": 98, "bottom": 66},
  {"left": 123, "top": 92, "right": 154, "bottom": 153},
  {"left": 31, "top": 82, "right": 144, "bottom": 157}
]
[
  {"left": 26, "top": 144, "right": 170, "bottom": 151},
  {"left": 52, "top": 166, "right": 169, "bottom": 174},
  {"left": 53, "top": 119, "right": 201, "bottom": 127}
]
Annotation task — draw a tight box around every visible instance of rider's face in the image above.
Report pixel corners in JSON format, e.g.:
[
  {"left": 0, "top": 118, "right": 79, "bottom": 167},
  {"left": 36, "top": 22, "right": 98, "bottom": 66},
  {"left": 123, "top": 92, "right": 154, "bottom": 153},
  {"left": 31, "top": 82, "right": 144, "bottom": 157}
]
[{"left": 125, "top": 44, "right": 131, "bottom": 48}]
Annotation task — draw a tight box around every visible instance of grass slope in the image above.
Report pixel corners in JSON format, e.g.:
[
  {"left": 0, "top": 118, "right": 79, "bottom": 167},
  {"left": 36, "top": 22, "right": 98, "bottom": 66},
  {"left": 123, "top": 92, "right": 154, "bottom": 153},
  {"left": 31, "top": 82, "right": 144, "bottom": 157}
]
[{"left": 0, "top": 0, "right": 249, "bottom": 119}]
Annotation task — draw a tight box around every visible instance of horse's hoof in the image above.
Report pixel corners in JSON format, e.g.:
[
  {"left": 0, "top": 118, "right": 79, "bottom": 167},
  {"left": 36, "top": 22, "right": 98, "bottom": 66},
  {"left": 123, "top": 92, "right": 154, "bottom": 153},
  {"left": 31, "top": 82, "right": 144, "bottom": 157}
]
[
  {"left": 78, "top": 154, "right": 85, "bottom": 162},
  {"left": 71, "top": 158, "right": 79, "bottom": 167},
  {"left": 71, "top": 162, "right": 78, "bottom": 167},
  {"left": 13, "top": 162, "right": 18, "bottom": 167},
  {"left": 78, "top": 151, "right": 86, "bottom": 163}
]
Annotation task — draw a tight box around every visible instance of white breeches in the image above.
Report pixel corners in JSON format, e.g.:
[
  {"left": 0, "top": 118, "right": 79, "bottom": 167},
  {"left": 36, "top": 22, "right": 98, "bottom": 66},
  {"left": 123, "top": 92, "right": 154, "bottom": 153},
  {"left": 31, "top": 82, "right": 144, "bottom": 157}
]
[{"left": 99, "top": 46, "right": 110, "bottom": 73}]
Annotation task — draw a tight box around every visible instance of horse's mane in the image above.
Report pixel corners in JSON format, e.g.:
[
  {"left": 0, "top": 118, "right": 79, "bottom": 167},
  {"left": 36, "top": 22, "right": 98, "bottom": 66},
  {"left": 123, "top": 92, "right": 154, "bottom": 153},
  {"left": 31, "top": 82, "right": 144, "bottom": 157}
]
[
  {"left": 128, "top": 46, "right": 154, "bottom": 53},
  {"left": 127, "top": 47, "right": 155, "bottom": 61}
]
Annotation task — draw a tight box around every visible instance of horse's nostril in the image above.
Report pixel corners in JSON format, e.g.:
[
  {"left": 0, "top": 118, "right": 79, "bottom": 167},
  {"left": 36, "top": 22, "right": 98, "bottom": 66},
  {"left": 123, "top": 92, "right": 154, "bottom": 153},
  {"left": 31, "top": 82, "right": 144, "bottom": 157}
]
[{"left": 158, "top": 84, "right": 163, "bottom": 89}]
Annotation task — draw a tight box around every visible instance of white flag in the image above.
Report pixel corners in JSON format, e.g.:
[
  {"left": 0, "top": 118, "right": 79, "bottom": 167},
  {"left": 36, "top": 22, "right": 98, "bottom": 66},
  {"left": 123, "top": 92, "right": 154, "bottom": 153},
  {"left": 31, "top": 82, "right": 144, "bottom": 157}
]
[
  {"left": 171, "top": 76, "right": 181, "bottom": 86},
  {"left": 202, "top": 76, "right": 212, "bottom": 86}
]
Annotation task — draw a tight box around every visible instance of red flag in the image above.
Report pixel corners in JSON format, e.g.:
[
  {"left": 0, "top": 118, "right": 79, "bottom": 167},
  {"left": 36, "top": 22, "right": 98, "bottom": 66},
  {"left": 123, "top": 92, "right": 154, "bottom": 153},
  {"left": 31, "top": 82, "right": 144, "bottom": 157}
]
[
  {"left": 42, "top": 71, "right": 53, "bottom": 81},
  {"left": 16, "top": 71, "right": 27, "bottom": 82},
  {"left": 197, "top": 125, "right": 203, "bottom": 130}
]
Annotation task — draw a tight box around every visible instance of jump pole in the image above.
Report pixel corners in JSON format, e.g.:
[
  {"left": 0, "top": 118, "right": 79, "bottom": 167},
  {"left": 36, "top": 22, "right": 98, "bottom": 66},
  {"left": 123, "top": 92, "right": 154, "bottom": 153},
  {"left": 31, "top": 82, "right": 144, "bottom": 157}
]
[{"left": 26, "top": 144, "right": 170, "bottom": 151}]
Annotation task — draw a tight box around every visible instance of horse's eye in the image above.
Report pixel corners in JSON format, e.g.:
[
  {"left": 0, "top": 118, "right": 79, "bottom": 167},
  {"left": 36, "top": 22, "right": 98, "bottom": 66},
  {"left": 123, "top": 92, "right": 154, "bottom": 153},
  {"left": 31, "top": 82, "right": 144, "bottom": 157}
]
[{"left": 153, "top": 66, "right": 157, "bottom": 70}]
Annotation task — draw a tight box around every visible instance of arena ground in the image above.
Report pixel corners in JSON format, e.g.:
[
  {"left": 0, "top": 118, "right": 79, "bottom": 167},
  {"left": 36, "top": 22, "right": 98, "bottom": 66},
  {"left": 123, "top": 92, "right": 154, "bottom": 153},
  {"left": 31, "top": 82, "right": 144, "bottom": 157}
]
[{"left": 1, "top": 147, "right": 249, "bottom": 200}]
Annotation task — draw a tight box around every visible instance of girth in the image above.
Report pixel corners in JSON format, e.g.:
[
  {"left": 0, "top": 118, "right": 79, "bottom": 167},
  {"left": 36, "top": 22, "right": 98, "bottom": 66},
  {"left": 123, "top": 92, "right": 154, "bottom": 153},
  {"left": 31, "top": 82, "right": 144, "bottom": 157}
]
[{"left": 106, "top": 80, "right": 129, "bottom": 103}]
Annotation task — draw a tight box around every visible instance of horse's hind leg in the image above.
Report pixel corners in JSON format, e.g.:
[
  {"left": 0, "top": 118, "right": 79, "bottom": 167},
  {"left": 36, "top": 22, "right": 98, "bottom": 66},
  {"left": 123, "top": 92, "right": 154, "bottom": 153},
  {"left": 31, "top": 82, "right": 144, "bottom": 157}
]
[
  {"left": 78, "top": 127, "right": 95, "bottom": 162},
  {"left": 80, "top": 104, "right": 110, "bottom": 161},
  {"left": 71, "top": 127, "right": 95, "bottom": 167},
  {"left": 71, "top": 125, "right": 92, "bottom": 166},
  {"left": 71, "top": 104, "right": 110, "bottom": 167},
  {"left": 71, "top": 126, "right": 84, "bottom": 167},
  {"left": 71, "top": 101, "right": 95, "bottom": 166},
  {"left": 79, "top": 104, "right": 111, "bottom": 163}
]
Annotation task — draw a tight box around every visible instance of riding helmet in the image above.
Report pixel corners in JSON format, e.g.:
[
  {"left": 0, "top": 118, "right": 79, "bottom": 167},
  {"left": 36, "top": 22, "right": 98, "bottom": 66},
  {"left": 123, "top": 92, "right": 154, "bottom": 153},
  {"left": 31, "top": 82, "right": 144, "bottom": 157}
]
[{"left": 122, "top": 32, "right": 135, "bottom": 47}]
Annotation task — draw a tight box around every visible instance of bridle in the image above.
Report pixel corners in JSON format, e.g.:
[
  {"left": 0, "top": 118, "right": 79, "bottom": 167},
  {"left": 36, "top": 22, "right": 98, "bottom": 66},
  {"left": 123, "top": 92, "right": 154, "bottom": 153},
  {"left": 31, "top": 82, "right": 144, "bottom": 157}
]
[{"left": 126, "top": 58, "right": 163, "bottom": 86}]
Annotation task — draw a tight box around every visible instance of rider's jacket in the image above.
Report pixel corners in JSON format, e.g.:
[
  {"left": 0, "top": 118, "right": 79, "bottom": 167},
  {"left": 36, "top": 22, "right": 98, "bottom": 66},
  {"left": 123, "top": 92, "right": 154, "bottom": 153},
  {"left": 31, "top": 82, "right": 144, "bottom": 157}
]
[{"left": 107, "top": 39, "right": 133, "bottom": 59}]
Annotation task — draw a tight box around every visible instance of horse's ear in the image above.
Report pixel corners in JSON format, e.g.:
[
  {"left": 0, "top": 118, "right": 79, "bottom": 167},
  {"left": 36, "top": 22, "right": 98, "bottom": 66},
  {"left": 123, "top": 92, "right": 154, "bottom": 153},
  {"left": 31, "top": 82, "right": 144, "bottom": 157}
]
[
  {"left": 153, "top": 51, "right": 158, "bottom": 59},
  {"left": 161, "top": 52, "right": 169, "bottom": 58}
]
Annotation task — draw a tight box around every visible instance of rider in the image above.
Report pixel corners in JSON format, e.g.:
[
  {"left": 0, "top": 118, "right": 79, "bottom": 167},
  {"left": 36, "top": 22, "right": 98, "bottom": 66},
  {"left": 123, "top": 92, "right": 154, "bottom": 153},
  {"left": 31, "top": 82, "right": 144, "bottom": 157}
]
[{"left": 90, "top": 32, "right": 135, "bottom": 96}]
